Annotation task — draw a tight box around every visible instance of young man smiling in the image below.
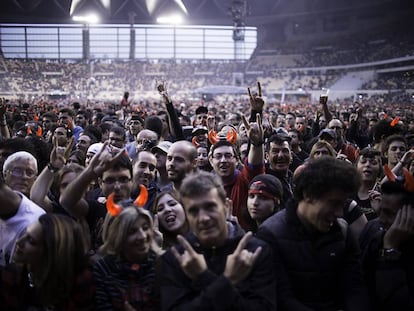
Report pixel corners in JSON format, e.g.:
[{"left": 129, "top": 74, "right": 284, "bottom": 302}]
[
  {"left": 160, "top": 171, "right": 276, "bottom": 311},
  {"left": 257, "top": 157, "right": 369, "bottom": 311}
]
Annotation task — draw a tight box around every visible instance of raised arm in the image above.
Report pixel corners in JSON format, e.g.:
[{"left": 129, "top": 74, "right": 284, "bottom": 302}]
[
  {"left": 157, "top": 80, "right": 184, "bottom": 141},
  {"left": 0, "top": 99, "right": 10, "bottom": 139},
  {"left": 242, "top": 113, "right": 264, "bottom": 167},
  {"left": 30, "top": 137, "right": 73, "bottom": 212}
]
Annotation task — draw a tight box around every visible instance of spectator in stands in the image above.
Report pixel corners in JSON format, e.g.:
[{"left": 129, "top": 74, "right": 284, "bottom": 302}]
[
  {"left": 152, "top": 190, "right": 189, "bottom": 249},
  {"left": 257, "top": 157, "right": 369, "bottom": 311},
  {"left": 3, "top": 151, "right": 38, "bottom": 197},
  {"left": 58, "top": 108, "right": 83, "bottom": 143},
  {"left": 94, "top": 207, "right": 162, "bottom": 310},
  {"left": 193, "top": 106, "right": 208, "bottom": 127},
  {"left": 360, "top": 177, "right": 414, "bottom": 311},
  {"left": 125, "top": 114, "right": 144, "bottom": 143},
  {"left": 108, "top": 126, "right": 126, "bottom": 150},
  {"left": 208, "top": 113, "right": 264, "bottom": 231},
  {"left": 383, "top": 134, "right": 407, "bottom": 170},
  {"left": 126, "top": 129, "right": 159, "bottom": 161},
  {"left": 265, "top": 133, "right": 294, "bottom": 207},
  {"left": 151, "top": 141, "right": 172, "bottom": 190},
  {"left": 1, "top": 213, "right": 94, "bottom": 310},
  {"left": 160, "top": 171, "right": 276, "bottom": 310},
  {"left": 0, "top": 174, "right": 45, "bottom": 266},
  {"left": 327, "top": 118, "right": 357, "bottom": 162},
  {"left": 195, "top": 143, "right": 212, "bottom": 172},
  {"left": 59, "top": 145, "right": 135, "bottom": 251},
  {"left": 166, "top": 140, "right": 198, "bottom": 191},
  {"left": 354, "top": 147, "right": 382, "bottom": 220},
  {"left": 247, "top": 173, "right": 283, "bottom": 230}
]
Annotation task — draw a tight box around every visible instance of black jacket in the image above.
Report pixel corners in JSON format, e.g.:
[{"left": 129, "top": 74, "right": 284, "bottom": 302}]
[
  {"left": 257, "top": 199, "right": 369, "bottom": 311},
  {"left": 160, "top": 223, "right": 276, "bottom": 311},
  {"left": 359, "top": 219, "right": 414, "bottom": 311}
]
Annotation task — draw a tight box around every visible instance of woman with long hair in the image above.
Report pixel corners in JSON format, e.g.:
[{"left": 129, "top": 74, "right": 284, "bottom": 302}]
[
  {"left": 1, "top": 213, "right": 94, "bottom": 310},
  {"left": 94, "top": 207, "right": 162, "bottom": 310},
  {"left": 151, "top": 190, "right": 189, "bottom": 249}
]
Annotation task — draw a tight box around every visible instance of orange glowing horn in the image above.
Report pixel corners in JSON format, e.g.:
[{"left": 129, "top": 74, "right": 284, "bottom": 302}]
[
  {"left": 208, "top": 130, "right": 219, "bottom": 145},
  {"left": 390, "top": 117, "right": 400, "bottom": 127},
  {"left": 191, "top": 136, "right": 200, "bottom": 147},
  {"left": 383, "top": 164, "right": 397, "bottom": 182},
  {"left": 106, "top": 193, "right": 122, "bottom": 216},
  {"left": 134, "top": 184, "right": 148, "bottom": 207},
  {"left": 402, "top": 168, "right": 414, "bottom": 192},
  {"left": 36, "top": 126, "right": 42, "bottom": 137},
  {"left": 226, "top": 128, "right": 238, "bottom": 145}
]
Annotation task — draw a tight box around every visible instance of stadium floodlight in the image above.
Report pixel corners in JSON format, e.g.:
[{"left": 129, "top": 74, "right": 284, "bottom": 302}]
[
  {"left": 156, "top": 14, "right": 183, "bottom": 24},
  {"left": 72, "top": 14, "right": 100, "bottom": 24}
]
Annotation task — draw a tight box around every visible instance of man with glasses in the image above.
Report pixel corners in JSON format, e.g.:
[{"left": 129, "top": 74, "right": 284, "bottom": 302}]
[
  {"left": 3, "top": 151, "right": 38, "bottom": 197},
  {"left": 208, "top": 114, "right": 264, "bottom": 231},
  {"left": 60, "top": 145, "right": 133, "bottom": 250},
  {"left": 0, "top": 165, "right": 44, "bottom": 266}
]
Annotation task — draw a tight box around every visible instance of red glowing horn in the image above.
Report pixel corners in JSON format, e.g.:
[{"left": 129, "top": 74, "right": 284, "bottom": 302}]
[
  {"left": 134, "top": 184, "right": 148, "bottom": 207},
  {"left": 106, "top": 193, "right": 122, "bottom": 216},
  {"left": 226, "top": 128, "right": 238, "bottom": 145},
  {"left": 208, "top": 130, "right": 219, "bottom": 145},
  {"left": 383, "top": 164, "right": 397, "bottom": 182},
  {"left": 390, "top": 117, "right": 400, "bottom": 127},
  {"left": 191, "top": 136, "right": 200, "bottom": 147},
  {"left": 36, "top": 126, "right": 42, "bottom": 137},
  {"left": 402, "top": 168, "right": 414, "bottom": 192}
]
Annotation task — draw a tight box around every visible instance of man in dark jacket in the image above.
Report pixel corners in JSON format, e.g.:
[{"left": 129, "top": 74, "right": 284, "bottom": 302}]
[
  {"left": 160, "top": 171, "right": 276, "bottom": 311},
  {"left": 257, "top": 157, "right": 369, "bottom": 311},
  {"left": 359, "top": 178, "right": 414, "bottom": 311}
]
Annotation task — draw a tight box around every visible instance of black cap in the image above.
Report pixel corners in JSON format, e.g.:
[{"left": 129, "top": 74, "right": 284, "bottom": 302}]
[{"left": 195, "top": 106, "right": 208, "bottom": 115}]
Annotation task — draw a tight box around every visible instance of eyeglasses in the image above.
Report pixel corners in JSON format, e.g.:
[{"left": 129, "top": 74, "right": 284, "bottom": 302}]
[
  {"left": 102, "top": 176, "right": 131, "bottom": 185},
  {"left": 8, "top": 167, "right": 36, "bottom": 178},
  {"left": 212, "top": 153, "right": 235, "bottom": 161}
]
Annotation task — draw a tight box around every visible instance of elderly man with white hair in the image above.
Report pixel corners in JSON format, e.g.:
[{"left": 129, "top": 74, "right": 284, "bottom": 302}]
[
  {"left": 3, "top": 151, "right": 38, "bottom": 197},
  {"left": 0, "top": 151, "right": 44, "bottom": 266}
]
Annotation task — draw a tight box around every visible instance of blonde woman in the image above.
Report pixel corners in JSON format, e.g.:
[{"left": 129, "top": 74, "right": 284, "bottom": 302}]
[{"left": 94, "top": 207, "right": 162, "bottom": 310}]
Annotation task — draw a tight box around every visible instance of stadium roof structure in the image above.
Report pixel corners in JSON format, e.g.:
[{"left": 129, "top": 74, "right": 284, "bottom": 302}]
[{"left": 0, "top": 0, "right": 412, "bottom": 26}]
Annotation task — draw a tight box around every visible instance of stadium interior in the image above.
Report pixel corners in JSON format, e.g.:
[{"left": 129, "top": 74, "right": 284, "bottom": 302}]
[{"left": 0, "top": 0, "right": 413, "bottom": 105}]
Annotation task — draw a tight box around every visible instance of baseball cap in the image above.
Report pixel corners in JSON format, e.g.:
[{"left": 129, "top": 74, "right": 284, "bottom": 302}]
[
  {"left": 318, "top": 128, "right": 336, "bottom": 140},
  {"left": 192, "top": 126, "right": 208, "bottom": 136},
  {"left": 151, "top": 141, "right": 172, "bottom": 155}
]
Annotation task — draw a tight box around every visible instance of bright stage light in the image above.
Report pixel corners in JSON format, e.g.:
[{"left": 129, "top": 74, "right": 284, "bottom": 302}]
[
  {"left": 156, "top": 14, "right": 183, "bottom": 24},
  {"left": 72, "top": 14, "right": 100, "bottom": 24}
]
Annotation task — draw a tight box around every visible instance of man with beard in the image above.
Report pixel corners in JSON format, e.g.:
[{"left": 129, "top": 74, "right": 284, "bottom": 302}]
[
  {"left": 132, "top": 150, "right": 158, "bottom": 210},
  {"left": 265, "top": 133, "right": 294, "bottom": 207},
  {"left": 166, "top": 140, "right": 198, "bottom": 191}
]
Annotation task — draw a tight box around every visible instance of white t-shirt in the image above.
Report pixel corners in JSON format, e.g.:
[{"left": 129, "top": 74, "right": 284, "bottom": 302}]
[{"left": 0, "top": 192, "right": 45, "bottom": 266}]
